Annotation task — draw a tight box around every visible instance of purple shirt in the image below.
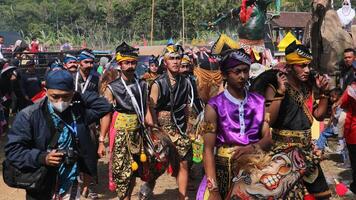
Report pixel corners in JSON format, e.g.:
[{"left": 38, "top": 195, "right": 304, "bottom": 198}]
[{"left": 208, "top": 90, "right": 265, "bottom": 146}]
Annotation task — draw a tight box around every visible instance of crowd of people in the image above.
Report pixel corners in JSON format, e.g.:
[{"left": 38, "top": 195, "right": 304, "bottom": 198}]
[{"left": 0, "top": 33, "right": 355, "bottom": 200}]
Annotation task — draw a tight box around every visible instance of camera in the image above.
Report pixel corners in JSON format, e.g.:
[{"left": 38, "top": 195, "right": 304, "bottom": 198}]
[{"left": 57, "top": 147, "right": 78, "bottom": 165}]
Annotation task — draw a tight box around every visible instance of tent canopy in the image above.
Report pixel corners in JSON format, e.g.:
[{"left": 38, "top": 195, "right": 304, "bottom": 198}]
[{"left": 277, "top": 31, "right": 301, "bottom": 52}]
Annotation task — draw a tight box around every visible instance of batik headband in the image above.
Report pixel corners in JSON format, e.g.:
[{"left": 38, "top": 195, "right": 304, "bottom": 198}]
[
  {"left": 285, "top": 49, "right": 312, "bottom": 65},
  {"left": 220, "top": 49, "right": 251, "bottom": 72},
  {"left": 181, "top": 54, "right": 191, "bottom": 65},
  {"left": 115, "top": 52, "right": 138, "bottom": 63},
  {"left": 78, "top": 50, "right": 95, "bottom": 61},
  {"left": 64, "top": 54, "right": 77, "bottom": 63},
  {"left": 163, "top": 44, "right": 184, "bottom": 58}
]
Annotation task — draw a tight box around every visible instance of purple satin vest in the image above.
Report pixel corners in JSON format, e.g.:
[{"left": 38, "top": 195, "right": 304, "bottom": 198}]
[{"left": 208, "top": 90, "right": 265, "bottom": 146}]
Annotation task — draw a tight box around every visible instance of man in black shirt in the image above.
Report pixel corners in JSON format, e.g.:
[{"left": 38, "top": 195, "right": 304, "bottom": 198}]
[{"left": 20, "top": 60, "right": 42, "bottom": 105}]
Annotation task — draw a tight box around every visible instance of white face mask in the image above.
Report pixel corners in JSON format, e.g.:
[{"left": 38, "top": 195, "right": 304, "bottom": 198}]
[{"left": 51, "top": 101, "right": 71, "bottom": 113}]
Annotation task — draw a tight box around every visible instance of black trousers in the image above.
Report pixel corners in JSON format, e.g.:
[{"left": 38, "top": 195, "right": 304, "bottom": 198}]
[
  {"left": 347, "top": 144, "right": 356, "bottom": 193},
  {"left": 303, "top": 164, "right": 331, "bottom": 199}
]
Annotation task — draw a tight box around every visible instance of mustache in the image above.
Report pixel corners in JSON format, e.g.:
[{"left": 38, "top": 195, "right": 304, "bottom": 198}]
[{"left": 125, "top": 68, "right": 135, "bottom": 73}]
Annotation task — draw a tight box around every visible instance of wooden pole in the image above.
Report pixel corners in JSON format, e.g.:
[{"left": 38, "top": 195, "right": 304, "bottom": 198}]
[
  {"left": 182, "top": 0, "right": 185, "bottom": 47},
  {"left": 150, "top": 0, "right": 155, "bottom": 46}
]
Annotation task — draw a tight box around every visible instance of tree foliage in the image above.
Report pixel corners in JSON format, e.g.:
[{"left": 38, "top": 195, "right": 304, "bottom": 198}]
[{"left": 0, "top": 0, "right": 320, "bottom": 49}]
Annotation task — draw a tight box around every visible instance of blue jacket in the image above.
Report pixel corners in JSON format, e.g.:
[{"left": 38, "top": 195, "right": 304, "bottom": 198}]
[{"left": 5, "top": 91, "right": 112, "bottom": 176}]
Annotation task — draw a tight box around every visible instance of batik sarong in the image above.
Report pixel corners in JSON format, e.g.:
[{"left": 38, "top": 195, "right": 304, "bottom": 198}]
[
  {"left": 158, "top": 111, "right": 192, "bottom": 160},
  {"left": 110, "top": 112, "right": 141, "bottom": 199},
  {"left": 196, "top": 146, "right": 235, "bottom": 199}
]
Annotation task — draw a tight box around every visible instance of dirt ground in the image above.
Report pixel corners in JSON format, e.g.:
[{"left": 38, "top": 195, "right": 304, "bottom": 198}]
[{"left": 0, "top": 136, "right": 355, "bottom": 200}]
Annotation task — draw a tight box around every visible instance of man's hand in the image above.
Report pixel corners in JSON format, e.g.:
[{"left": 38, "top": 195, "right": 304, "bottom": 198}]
[
  {"left": 45, "top": 150, "right": 63, "bottom": 167},
  {"left": 315, "top": 74, "right": 329, "bottom": 92},
  {"left": 277, "top": 72, "right": 288, "bottom": 94},
  {"left": 97, "top": 143, "right": 106, "bottom": 158},
  {"left": 232, "top": 145, "right": 254, "bottom": 159},
  {"left": 208, "top": 191, "right": 222, "bottom": 200}
]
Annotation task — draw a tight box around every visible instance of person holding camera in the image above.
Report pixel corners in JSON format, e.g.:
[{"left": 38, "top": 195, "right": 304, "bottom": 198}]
[{"left": 4, "top": 69, "right": 112, "bottom": 200}]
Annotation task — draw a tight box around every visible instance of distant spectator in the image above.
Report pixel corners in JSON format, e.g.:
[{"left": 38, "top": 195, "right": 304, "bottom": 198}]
[
  {"left": 60, "top": 42, "right": 73, "bottom": 52},
  {"left": 97, "top": 57, "right": 109, "bottom": 75},
  {"left": 315, "top": 88, "right": 345, "bottom": 152},
  {"left": 339, "top": 48, "right": 355, "bottom": 90},
  {"left": 20, "top": 60, "right": 42, "bottom": 103},
  {"left": 0, "top": 35, "right": 4, "bottom": 59},
  {"left": 29, "top": 37, "right": 41, "bottom": 53}
]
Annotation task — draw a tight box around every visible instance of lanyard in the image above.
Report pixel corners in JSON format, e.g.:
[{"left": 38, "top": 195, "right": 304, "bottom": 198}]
[
  {"left": 75, "top": 71, "right": 92, "bottom": 94},
  {"left": 120, "top": 77, "right": 145, "bottom": 125},
  {"left": 186, "top": 77, "right": 194, "bottom": 108},
  {"left": 51, "top": 110, "right": 78, "bottom": 138}
]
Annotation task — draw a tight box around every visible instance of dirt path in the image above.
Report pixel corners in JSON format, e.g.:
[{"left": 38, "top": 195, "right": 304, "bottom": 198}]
[{"left": 0, "top": 136, "right": 355, "bottom": 200}]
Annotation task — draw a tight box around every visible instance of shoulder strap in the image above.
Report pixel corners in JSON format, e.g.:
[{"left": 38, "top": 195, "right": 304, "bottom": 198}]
[{"left": 41, "top": 101, "right": 62, "bottom": 150}]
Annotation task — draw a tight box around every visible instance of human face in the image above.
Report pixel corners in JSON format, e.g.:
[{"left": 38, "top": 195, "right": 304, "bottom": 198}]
[
  {"left": 179, "top": 64, "right": 190, "bottom": 74},
  {"left": 289, "top": 63, "right": 311, "bottom": 82},
  {"left": 119, "top": 60, "right": 137, "bottom": 75},
  {"left": 46, "top": 89, "right": 74, "bottom": 103},
  {"left": 344, "top": 52, "right": 355, "bottom": 67},
  {"left": 79, "top": 59, "right": 94, "bottom": 74},
  {"left": 149, "top": 63, "right": 158, "bottom": 73},
  {"left": 164, "top": 55, "right": 181, "bottom": 73},
  {"left": 330, "top": 92, "right": 340, "bottom": 103},
  {"left": 64, "top": 61, "right": 78, "bottom": 73},
  {"left": 0, "top": 37, "right": 3, "bottom": 45},
  {"left": 225, "top": 64, "right": 250, "bottom": 89}
]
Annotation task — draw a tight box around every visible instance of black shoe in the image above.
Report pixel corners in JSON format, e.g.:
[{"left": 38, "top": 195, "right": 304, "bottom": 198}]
[{"left": 350, "top": 183, "right": 356, "bottom": 194}]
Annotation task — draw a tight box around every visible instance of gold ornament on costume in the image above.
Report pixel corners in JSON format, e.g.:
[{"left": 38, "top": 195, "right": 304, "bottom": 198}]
[{"left": 131, "top": 161, "right": 139, "bottom": 171}]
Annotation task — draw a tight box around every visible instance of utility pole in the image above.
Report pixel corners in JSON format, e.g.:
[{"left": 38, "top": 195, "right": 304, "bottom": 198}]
[
  {"left": 182, "top": 0, "right": 185, "bottom": 47},
  {"left": 150, "top": 0, "right": 155, "bottom": 46}
]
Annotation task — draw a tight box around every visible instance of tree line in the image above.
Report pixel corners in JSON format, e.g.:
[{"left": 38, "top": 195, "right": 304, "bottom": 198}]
[{"left": 0, "top": 0, "right": 324, "bottom": 49}]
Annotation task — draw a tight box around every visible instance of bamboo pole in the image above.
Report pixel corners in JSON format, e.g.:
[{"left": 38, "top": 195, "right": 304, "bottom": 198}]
[
  {"left": 150, "top": 0, "right": 155, "bottom": 46},
  {"left": 182, "top": 0, "right": 185, "bottom": 47}
]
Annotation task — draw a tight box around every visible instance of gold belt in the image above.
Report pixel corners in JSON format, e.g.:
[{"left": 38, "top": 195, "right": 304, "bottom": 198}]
[
  {"left": 272, "top": 129, "right": 312, "bottom": 146},
  {"left": 217, "top": 145, "right": 235, "bottom": 158},
  {"left": 114, "top": 112, "right": 139, "bottom": 131}
]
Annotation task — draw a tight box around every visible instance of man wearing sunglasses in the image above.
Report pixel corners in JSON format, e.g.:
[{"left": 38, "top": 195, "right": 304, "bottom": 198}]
[
  {"left": 149, "top": 44, "right": 193, "bottom": 200},
  {"left": 265, "top": 41, "right": 331, "bottom": 199},
  {"left": 75, "top": 49, "right": 100, "bottom": 94}
]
